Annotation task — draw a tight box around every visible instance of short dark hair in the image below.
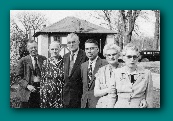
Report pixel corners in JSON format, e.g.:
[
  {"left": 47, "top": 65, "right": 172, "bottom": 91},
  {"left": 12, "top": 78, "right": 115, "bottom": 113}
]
[{"left": 85, "top": 39, "right": 98, "bottom": 47}]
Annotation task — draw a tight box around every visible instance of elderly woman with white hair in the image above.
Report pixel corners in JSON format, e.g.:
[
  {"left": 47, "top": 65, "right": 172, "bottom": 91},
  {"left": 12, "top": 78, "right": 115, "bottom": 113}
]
[
  {"left": 113, "top": 43, "right": 153, "bottom": 108},
  {"left": 94, "top": 43, "right": 121, "bottom": 108},
  {"left": 40, "top": 41, "right": 64, "bottom": 108}
]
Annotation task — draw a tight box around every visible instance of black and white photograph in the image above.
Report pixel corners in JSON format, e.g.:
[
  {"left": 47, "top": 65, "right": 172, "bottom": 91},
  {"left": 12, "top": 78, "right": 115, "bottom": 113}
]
[{"left": 10, "top": 10, "right": 160, "bottom": 108}]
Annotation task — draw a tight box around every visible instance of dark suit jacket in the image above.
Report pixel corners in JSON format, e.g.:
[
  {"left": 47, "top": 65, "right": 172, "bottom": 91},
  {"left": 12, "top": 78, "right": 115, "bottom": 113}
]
[
  {"left": 63, "top": 49, "right": 87, "bottom": 107},
  {"left": 15, "top": 55, "right": 46, "bottom": 102},
  {"left": 81, "top": 57, "right": 107, "bottom": 108}
]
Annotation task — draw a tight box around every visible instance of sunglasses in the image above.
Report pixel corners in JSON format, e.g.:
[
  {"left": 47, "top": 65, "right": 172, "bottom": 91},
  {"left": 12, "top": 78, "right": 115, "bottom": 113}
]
[{"left": 126, "top": 55, "right": 138, "bottom": 59}]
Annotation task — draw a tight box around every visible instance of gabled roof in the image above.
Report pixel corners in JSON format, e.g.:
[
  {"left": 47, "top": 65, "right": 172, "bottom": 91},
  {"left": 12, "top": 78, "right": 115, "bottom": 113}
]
[{"left": 34, "top": 16, "right": 117, "bottom": 37}]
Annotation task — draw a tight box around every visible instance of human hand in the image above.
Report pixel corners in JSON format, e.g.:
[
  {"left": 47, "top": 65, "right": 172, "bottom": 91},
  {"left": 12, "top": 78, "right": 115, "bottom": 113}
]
[
  {"left": 27, "top": 85, "right": 36, "bottom": 92},
  {"left": 107, "top": 85, "right": 117, "bottom": 94},
  {"left": 139, "top": 99, "right": 147, "bottom": 108}
]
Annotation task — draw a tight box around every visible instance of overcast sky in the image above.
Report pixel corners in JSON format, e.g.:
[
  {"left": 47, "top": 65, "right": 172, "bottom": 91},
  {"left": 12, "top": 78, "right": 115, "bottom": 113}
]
[{"left": 10, "top": 10, "right": 155, "bottom": 37}]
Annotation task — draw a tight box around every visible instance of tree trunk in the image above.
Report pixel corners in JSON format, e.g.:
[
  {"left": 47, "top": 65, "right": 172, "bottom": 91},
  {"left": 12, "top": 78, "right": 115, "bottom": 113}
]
[
  {"left": 124, "top": 31, "right": 133, "bottom": 45},
  {"left": 119, "top": 10, "right": 126, "bottom": 49},
  {"left": 119, "top": 10, "right": 140, "bottom": 48},
  {"left": 116, "top": 12, "right": 123, "bottom": 49},
  {"left": 154, "top": 10, "right": 160, "bottom": 50}
]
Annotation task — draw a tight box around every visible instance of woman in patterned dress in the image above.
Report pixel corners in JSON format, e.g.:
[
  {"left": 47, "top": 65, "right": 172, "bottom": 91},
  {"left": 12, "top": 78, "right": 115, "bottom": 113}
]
[{"left": 40, "top": 41, "right": 64, "bottom": 108}]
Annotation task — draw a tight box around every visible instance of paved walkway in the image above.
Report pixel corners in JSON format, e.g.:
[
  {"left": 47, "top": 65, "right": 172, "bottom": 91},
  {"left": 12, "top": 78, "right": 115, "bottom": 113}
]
[{"left": 152, "top": 73, "right": 160, "bottom": 89}]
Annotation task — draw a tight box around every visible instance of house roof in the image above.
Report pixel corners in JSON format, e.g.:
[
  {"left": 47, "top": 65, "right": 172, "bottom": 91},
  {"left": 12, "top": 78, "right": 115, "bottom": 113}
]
[{"left": 34, "top": 16, "right": 117, "bottom": 37}]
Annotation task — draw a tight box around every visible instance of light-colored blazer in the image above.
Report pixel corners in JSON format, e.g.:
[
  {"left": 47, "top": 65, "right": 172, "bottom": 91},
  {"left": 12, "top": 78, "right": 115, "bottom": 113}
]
[
  {"left": 113, "top": 66, "right": 153, "bottom": 108},
  {"left": 94, "top": 64, "right": 117, "bottom": 108}
]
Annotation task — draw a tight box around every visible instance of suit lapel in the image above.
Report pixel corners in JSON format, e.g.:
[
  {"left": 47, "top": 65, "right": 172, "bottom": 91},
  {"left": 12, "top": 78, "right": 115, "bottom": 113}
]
[
  {"left": 27, "top": 55, "right": 34, "bottom": 70},
  {"left": 64, "top": 53, "right": 70, "bottom": 76},
  {"left": 70, "top": 49, "right": 83, "bottom": 76},
  {"left": 84, "top": 61, "right": 89, "bottom": 87},
  {"left": 92, "top": 57, "right": 101, "bottom": 77},
  {"left": 37, "top": 55, "right": 42, "bottom": 70},
  {"left": 89, "top": 57, "right": 102, "bottom": 89}
]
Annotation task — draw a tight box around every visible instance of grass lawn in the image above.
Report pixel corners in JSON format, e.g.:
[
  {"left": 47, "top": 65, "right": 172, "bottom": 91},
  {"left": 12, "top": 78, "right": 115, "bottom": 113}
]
[
  {"left": 139, "top": 61, "right": 160, "bottom": 108},
  {"left": 10, "top": 87, "right": 160, "bottom": 108},
  {"left": 153, "top": 87, "right": 160, "bottom": 108}
]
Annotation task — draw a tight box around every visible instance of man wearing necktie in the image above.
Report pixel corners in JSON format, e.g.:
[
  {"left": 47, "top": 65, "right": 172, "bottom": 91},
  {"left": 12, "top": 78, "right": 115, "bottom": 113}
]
[
  {"left": 88, "top": 61, "right": 93, "bottom": 81},
  {"left": 16, "top": 40, "right": 46, "bottom": 108},
  {"left": 69, "top": 52, "right": 75, "bottom": 76},
  {"left": 63, "top": 33, "right": 87, "bottom": 108},
  {"left": 81, "top": 39, "right": 107, "bottom": 108},
  {"left": 33, "top": 57, "right": 41, "bottom": 77}
]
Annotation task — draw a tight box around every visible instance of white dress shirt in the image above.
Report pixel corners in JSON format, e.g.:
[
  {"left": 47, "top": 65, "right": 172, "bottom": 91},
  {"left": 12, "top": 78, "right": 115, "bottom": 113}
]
[
  {"left": 70, "top": 48, "right": 79, "bottom": 63},
  {"left": 30, "top": 55, "right": 37, "bottom": 69},
  {"left": 88, "top": 56, "right": 98, "bottom": 73},
  {"left": 30, "top": 55, "right": 40, "bottom": 82}
]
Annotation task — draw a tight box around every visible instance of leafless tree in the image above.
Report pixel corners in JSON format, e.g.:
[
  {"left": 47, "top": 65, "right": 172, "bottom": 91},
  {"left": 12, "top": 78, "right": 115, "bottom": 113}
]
[
  {"left": 89, "top": 10, "right": 141, "bottom": 49},
  {"left": 10, "top": 11, "right": 48, "bottom": 73},
  {"left": 88, "top": 10, "right": 119, "bottom": 31},
  {"left": 119, "top": 10, "right": 141, "bottom": 48},
  {"left": 16, "top": 11, "right": 47, "bottom": 38}
]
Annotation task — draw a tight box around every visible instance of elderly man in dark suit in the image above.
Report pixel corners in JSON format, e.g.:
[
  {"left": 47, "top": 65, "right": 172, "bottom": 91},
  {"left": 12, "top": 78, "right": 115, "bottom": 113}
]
[
  {"left": 16, "top": 40, "right": 46, "bottom": 108},
  {"left": 63, "top": 33, "right": 87, "bottom": 108},
  {"left": 81, "top": 39, "right": 107, "bottom": 108}
]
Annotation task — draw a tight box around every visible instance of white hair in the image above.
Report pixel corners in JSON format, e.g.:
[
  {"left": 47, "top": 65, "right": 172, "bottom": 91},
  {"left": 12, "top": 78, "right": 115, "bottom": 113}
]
[
  {"left": 66, "top": 33, "right": 79, "bottom": 42},
  {"left": 103, "top": 43, "right": 121, "bottom": 57},
  {"left": 49, "top": 41, "right": 61, "bottom": 49},
  {"left": 27, "top": 40, "right": 37, "bottom": 49},
  {"left": 122, "top": 43, "right": 139, "bottom": 56}
]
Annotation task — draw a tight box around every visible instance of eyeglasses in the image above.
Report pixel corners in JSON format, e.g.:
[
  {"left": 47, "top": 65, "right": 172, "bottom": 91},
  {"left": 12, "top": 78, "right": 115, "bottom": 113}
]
[
  {"left": 85, "top": 47, "right": 98, "bottom": 51},
  {"left": 107, "top": 53, "right": 118, "bottom": 57},
  {"left": 126, "top": 55, "right": 138, "bottom": 59},
  {"left": 67, "top": 41, "right": 76, "bottom": 45}
]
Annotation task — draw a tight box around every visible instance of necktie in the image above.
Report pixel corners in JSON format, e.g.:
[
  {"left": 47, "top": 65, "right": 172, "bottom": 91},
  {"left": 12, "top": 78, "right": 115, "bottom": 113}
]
[
  {"left": 88, "top": 61, "right": 93, "bottom": 81},
  {"left": 69, "top": 53, "right": 74, "bottom": 75},
  {"left": 131, "top": 74, "right": 135, "bottom": 84},
  {"left": 34, "top": 57, "right": 41, "bottom": 77}
]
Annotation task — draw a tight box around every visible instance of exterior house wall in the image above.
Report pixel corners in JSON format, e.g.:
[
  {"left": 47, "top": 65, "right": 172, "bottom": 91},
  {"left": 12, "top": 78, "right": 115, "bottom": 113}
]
[
  {"left": 38, "top": 34, "right": 49, "bottom": 58},
  {"left": 38, "top": 34, "right": 70, "bottom": 58},
  {"left": 50, "top": 35, "right": 69, "bottom": 57},
  {"left": 37, "top": 33, "right": 115, "bottom": 58},
  {"left": 59, "top": 36, "right": 70, "bottom": 57}
]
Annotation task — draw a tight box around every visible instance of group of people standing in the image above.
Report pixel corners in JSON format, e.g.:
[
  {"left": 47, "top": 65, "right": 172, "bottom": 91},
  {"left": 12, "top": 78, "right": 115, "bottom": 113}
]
[{"left": 15, "top": 33, "right": 153, "bottom": 108}]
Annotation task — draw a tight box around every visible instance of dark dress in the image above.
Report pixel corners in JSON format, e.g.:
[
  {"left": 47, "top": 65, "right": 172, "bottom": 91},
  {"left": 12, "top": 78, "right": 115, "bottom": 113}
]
[{"left": 40, "top": 56, "right": 64, "bottom": 108}]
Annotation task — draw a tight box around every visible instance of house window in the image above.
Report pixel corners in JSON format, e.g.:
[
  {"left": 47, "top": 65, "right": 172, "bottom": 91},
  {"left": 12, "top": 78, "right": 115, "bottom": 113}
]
[
  {"left": 54, "top": 36, "right": 60, "bottom": 43},
  {"left": 59, "top": 37, "right": 69, "bottom": 57},
  {"left": 61, "top": 37, "right": 67, "bottom": 44}
]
